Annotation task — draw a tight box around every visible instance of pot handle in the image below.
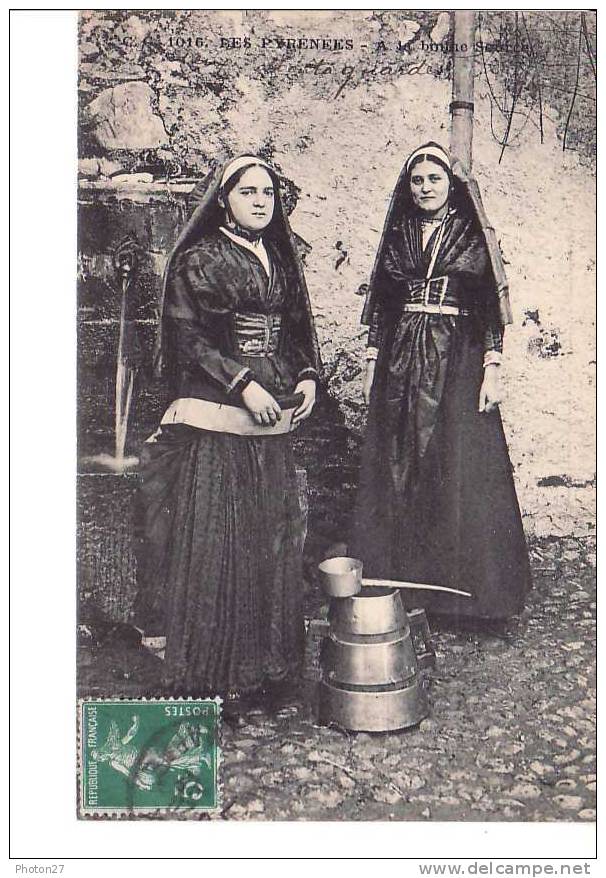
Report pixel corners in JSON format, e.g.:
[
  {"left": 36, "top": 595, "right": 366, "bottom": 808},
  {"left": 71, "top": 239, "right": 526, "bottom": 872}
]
[{"left": 362, "top": 578, "right": 472, "bottom": 598}]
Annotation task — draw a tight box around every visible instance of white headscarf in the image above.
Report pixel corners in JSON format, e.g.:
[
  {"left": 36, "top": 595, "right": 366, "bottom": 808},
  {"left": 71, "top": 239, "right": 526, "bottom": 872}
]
[
  {"left": 220, "top": 155, "right": 272, "bottom": 188},
  {"left": 405, "top": 144, "right": 451, "bottom": 173}
]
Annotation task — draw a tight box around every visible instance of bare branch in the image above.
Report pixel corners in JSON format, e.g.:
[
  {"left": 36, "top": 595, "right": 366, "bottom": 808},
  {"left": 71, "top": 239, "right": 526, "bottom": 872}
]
[
  {"left": 521, "top": 11, "right": 544, "bottom": 144},
  {"left": 581, "top": 12, "right": 597, "bottom": 82},
  {"left": 562, "top": 17, "right": 584, "bottom": 152}
]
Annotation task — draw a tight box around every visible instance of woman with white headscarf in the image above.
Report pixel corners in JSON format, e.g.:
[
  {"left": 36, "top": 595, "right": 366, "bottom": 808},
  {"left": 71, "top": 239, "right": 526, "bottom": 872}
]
[
  {"left": 352, "top": 142, "right": 531, "bottom": 621},
  {"left": 133, "top": 155, "right": 321, "bottom": 709}
]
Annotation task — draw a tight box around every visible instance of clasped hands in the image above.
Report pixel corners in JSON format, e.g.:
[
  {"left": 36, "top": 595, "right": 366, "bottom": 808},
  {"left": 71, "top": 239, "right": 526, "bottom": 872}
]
[{"left": 241, "top": 379, "right": 316, "bottom": 427}]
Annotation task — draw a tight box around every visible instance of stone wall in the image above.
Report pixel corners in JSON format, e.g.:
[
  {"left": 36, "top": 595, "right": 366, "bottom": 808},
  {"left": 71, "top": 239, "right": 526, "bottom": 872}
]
[{"left": 77, "top": 182, "right": 187, "bottom": 457}]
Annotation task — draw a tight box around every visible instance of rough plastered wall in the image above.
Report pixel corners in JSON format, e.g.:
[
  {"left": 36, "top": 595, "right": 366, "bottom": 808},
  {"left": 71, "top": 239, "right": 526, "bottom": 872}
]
[{"left": 78, "top": 9, "right": 595, "bottom": 541}]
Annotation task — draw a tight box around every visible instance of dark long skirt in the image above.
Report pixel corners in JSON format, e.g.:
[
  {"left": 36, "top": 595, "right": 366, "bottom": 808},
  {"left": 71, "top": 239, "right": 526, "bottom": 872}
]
[
  {"left": 133, "top": 424, "right": 305, "bottom": 694},
  {"left": 351, "top": 313, "right": 532, "bottom": 619}
]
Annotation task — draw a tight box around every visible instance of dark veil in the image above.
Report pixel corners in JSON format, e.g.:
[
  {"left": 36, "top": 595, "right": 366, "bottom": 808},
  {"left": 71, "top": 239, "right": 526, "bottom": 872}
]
[
  {"left": 361, "top": 143, "right": 512, "bottom": 328},
  {"left": 153, "top": 155, "right": 321, "bottom": 380}
]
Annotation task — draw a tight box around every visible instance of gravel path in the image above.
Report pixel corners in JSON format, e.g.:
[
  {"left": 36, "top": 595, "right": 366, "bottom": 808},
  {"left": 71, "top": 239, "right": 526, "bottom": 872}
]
[{"left": 79, "top": 536, "right": 595, "bottom": 822}]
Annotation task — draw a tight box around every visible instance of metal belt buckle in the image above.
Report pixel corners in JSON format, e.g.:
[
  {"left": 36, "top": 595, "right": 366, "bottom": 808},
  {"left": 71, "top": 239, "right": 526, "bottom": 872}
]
[
  {"left": 235, "top": 313, "right": 281, "bottom": 356},
  {"left": 438, "top": 276, "right": 447, "bottom": 313},
  {"left": 269, "top": 315, "right": 281, "bottom": 354},
  {"left": 430, "top": 276, "right": 448, "bottom": 313},
  {"left": 408, "top": 279, "right": 425, "bottom": 304},
  {"left": 240, "top": 337, "right": 265, "bottom": 355}
]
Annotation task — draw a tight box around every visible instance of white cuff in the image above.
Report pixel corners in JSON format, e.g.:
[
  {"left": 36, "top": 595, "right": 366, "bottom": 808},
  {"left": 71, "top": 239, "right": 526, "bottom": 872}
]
[
  {"left": 226, "top": 367, "right": 253, "bottom": 394},
  {"left": 297, "top": 367, "right": 319, "bottom": 382},
  {"left": 366, "top": 347, "right": 379, "bottom": 362},
  {"left": 483, "top": 351, "right": 502, "bottom": 368}
]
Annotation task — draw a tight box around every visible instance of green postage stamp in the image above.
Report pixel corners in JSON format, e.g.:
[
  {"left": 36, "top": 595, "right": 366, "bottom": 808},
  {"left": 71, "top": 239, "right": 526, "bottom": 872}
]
[{"left": 78, "top": 699, "right": 221, "bottom": 816}]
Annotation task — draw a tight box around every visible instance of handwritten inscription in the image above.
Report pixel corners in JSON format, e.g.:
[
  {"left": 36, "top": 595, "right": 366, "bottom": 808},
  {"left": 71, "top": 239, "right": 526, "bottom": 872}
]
[{"left": 161, "top": 33, "right": 510, "bottom": 101}]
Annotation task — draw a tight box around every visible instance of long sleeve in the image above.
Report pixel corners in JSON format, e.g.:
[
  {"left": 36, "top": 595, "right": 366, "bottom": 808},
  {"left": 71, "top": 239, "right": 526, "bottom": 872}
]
[
  {"left": 363, "top": 233, "right": 401, "bottom": 359},
  {"left": 297, "top": 364, "right": 320, "bottom": 383},
  {"left": 366, "top": 304, "right": 383, "bottom": 360},
  {"left": 289, "top": 309, "right": 321, "bottom": 383},
  {"left": 164, "top": 246, "right": 253, "bottom": 395},
  {"left": 483, "top": 322, "right": 503, "bottom": 354},
  {"left": 365, "top": 235, "right": 407, "bottom": 359},
  {"left": 280, "top": 268, "right": 321, "bottom": 384},
  {"left": 481, "top": 278, "right": 504, "bottom": 366}
]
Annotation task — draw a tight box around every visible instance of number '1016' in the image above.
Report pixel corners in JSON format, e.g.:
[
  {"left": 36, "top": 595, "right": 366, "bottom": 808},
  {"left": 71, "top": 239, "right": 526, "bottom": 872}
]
[{"left": 169, "top": 36, "right": 204, "bottom": 48}]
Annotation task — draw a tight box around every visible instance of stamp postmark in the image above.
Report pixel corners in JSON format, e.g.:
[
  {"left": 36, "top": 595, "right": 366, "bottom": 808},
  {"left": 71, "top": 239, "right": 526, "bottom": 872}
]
[{"left": 78, "top": 698, "right": 221, "bottom": 817}]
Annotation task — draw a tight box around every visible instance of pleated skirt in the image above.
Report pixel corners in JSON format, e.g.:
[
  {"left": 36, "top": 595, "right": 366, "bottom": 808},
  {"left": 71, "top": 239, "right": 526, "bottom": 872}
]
[{"left": 133, "top": 424, "right": 305, "bottom": 695}]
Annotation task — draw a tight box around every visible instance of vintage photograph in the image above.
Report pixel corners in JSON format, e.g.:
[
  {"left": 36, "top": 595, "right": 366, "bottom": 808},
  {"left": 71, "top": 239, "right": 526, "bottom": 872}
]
[{"left": 75, "top": 9, "right": 596, "bottom": 823}]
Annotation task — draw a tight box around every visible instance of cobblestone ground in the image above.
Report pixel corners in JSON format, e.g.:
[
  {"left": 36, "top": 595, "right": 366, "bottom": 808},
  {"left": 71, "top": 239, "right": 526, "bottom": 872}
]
[{"left": 79, "top": 537, "right": 596, "bottom": 822}]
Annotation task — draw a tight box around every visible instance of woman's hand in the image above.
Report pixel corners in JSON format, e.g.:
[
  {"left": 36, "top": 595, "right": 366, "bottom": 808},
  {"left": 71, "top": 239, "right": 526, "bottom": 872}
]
[
  {"left": 363, "top": 360, "right": 377, "bottom": 405},
  {"left": 292, "top": 379, "right": 316, "bottom": 427},
  {"left": 478, "top": 364, "right": 503, "bottom": 413},
  {"left": 241, "top": 381, "right": 282, "bottom": 426}
]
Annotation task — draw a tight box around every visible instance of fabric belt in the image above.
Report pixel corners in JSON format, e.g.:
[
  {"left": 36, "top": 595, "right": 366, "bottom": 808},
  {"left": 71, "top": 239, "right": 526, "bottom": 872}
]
[
  {"left": 403, "top": 303, "right": 469, "bottom": 316},
  {"left": 157, "top": 397, "right": 298, "bottom": 436},
  {"left": 405, "top": 276, "right": 468, "bottom": 315},
  {"left": 234, "top": 312, "right": 281, "bottom": 356}
]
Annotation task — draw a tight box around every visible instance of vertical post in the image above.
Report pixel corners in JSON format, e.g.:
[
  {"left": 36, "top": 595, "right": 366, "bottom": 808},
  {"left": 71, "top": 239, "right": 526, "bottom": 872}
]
[
  {"left": 450, "top": 11, "right": 477, "bottom": 171},
  {"left": 112, "top": 236, "right": 140, "bottom": 471}
]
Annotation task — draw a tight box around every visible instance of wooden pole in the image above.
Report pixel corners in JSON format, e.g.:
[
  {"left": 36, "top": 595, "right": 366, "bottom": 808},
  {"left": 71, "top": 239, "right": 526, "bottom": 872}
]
[
  {"left": 450, "top": 11, "right": 477, "bottom": 171},
  {"left": 449, "top": 12, "right": 511, "bottom": 321}
]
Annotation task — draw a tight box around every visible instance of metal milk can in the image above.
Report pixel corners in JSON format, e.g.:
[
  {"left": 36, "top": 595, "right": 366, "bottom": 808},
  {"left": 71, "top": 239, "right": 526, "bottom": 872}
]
[{"left": 318, "top": 586, "right": 429, "bottom": 732}]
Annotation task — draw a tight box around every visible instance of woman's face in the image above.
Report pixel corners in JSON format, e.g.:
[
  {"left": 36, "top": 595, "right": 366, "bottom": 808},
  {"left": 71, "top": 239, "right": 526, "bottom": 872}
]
[
  {"left": 409, "top": 159, "right": 450, "bottom": 215},
  {"left": 225, "top": 166, "right": 275, "bottom": 232}
]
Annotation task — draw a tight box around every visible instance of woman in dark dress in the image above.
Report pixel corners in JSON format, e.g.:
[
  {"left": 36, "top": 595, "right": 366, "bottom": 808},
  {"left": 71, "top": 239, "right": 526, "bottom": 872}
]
[
  {"left": 352, "top": 142, "right": 531, "bottom": 620},
  {"left": 133, "top": 155, "right": 321, "bottom": 704}
]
